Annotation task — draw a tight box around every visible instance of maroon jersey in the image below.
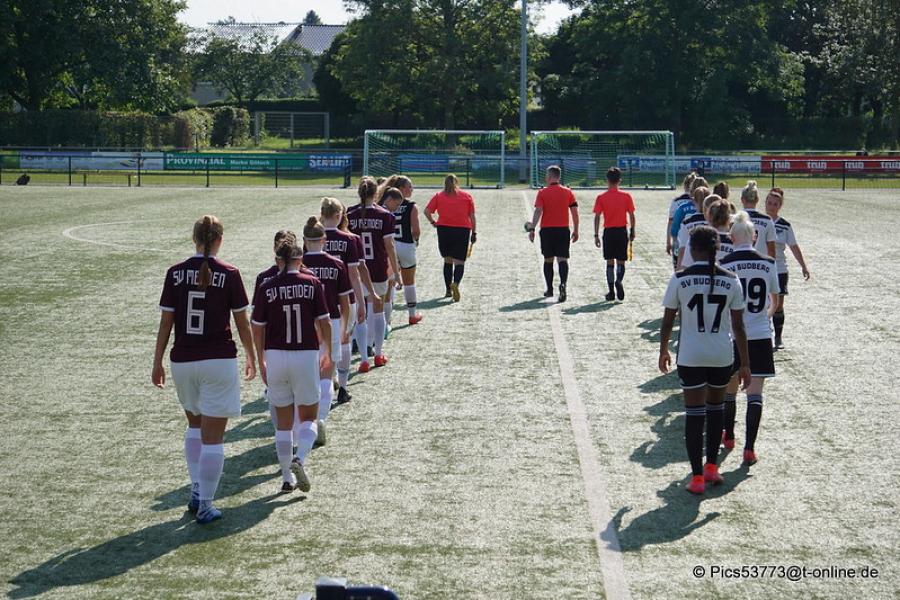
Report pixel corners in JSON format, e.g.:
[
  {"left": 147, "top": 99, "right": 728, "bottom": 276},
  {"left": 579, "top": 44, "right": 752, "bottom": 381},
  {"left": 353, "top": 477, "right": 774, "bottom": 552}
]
[
  {"left": 302, "top": 251, "right": 352, "bottom": 319},
  {"left": 254, "top": 264, "right": 280, "bottom": 296},
  {"left": 159, "top": 255, "right": 249, "bottom": 363},
  {"left": 347, "top": 203, "right": 396, "bottom": 283},
  {"left": 324, "top": 228, "right": 361, "bottom": 267},
  {"left": 251, "top": 270, "right": 329, "bottom": 351}
]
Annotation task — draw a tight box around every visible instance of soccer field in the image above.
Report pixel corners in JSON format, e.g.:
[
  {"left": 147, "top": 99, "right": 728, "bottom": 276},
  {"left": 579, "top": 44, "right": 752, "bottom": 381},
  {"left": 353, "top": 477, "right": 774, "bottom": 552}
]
[{"left": 0, "top": 186, "right": 897, "bottom": 599}]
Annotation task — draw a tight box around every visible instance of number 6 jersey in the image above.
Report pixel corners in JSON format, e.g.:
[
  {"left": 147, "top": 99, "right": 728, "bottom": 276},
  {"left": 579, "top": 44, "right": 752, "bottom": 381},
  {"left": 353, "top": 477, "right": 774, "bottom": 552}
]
[
  {"left": 662, "top": 262, "right": 745, "bottom": 368},
  {"left": 719, "top": 245, "right": 781, "bottom": 340},
  {"left": 158, "top": 254, "right": 250, "bottom": 362}
]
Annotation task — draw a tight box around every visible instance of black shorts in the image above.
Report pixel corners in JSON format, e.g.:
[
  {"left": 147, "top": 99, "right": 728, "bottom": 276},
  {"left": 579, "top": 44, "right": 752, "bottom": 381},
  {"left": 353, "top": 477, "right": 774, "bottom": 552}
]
[
  {"left": 732, "top": 339, "right": 776, "bottom": 378},
  {"left": 778, "top": 272, "right": 789, "bottom": 295},
  {"left": 602, "top": 227, "right": 629, "bottom": 261},
  {"left": 540, "top": 227, "right": 570, "bottom": 258},
  {"left": 436, "top": 225, "right": 470, "bottom": 262},
  {"left": 677, "top": 365, "right": 733, "bottom": 389}
]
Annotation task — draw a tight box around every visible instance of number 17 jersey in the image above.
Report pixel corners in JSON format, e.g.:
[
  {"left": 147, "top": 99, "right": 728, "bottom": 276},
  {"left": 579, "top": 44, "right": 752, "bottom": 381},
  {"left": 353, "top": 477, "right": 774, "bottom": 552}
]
[{"left": 662, "top": 262, "right": 745, "bottom": 368}]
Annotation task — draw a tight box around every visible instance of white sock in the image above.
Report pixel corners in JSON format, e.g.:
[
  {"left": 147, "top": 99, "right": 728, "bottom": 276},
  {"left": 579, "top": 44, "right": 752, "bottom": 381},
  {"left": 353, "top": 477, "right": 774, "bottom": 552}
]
[
  {"left": 385, "top": 289, "right": 394, "bottom": 325},
  {"left": 274, "top": 429, "right": 294, "bottom": 483},
  {"left": 184, "top": 427, "right": 202, "bottom": 485},
  {"left": 366, "top": 301, "right": 376, "bottom": 347},
  {"left": 404, "top": 284, "right": 417, "bottom": 316},
  {"left": 292, "top": 412, "right": 302, "bottom": 447},
  {"left": 197, "top": 443, "right": 225, "bottom": 502},
  {"left": 373, "top": 312, "right": 386, "bottom": 355},
  {"left": 354, "top": 322, "right": 369, "bottom": 364},
  {"left": 338, "top": 343, "right": 351, "bottom": 386},
  {"left": 295, "top": 420, "right": 318, "bottom": 464},
  {"left": 318, "top": 379, "right": 332, "bottom": 421}
]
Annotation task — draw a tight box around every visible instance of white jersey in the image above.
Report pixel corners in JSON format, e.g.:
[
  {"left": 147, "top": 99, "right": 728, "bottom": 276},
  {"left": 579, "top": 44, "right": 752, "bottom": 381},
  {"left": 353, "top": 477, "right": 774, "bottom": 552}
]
[
  {"left": 720, "top": 245, "right": 780, "bottom": 340},
  {"left": 668, "top": 193, "right": 692, "bottom": 218},
  {"left": 663, "top": 262, "right": 745, "bottom": 368},
  {"left": 677, "top": 213, "right": 708, "bottom": 268},
  {"left": 743, "top": 208, "right": 776, "bottom": 257},
  {"left": 773, "top": 217, "right": 797, "bottom": 274},
  {"left": 716, "top": 230, "right": 736, "bottom": 263}
]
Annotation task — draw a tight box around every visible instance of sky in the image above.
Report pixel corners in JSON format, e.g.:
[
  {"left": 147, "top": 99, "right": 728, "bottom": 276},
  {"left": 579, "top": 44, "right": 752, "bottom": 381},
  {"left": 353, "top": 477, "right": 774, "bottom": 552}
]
[{"left": 178, "top": 0, "right": 576, "bottom": 35}]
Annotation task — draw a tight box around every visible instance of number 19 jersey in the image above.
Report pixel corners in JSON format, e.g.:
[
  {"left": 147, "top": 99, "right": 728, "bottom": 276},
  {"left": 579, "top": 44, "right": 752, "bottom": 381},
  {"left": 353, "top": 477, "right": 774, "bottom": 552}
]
[
  {"left": 720, "top": 246, "right": 780, "bottom": 340},
  {"left": 662, "top": 262, "right": 745, "bottom": 368}
]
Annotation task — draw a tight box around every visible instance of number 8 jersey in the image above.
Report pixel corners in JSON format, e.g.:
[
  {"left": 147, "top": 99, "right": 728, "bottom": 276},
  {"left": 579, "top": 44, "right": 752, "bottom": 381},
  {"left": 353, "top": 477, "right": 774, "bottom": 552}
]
[
  {"left": 662, "top": 262, "right": 745, "bottom": 368},
  {"left": 159, "top": 254, "right": 250, "bottom": 362},
  {"left": 719, "top": 246, "right": 780, "bottom": 340}
]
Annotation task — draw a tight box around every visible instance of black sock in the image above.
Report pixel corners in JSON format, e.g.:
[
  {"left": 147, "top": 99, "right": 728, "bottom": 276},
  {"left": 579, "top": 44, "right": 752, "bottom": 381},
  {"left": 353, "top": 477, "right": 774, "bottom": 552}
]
[
  {"left": 543, "top": 262, "right": 554, "bottom": 291},
  {"left": 558, "top": 261, "right": 569, "bottom": 285},
  {"left": 705, "top": 402, "right": 724, "bottom": 465},
  {"left": 773, "top": 310, "right": 785, "bottom": 339},
  {"left": 685, "top": 406, "right": 706, "bottom": 476},
  {"left": 453, "top": 263, "right": 465, "bottom": 284},
  {"left": 443, "top": 263, "right": 453, "bottom": 289},
  {"left": 615, "top": 263, "right": 625, "bottom": 285},
  {"left": 606, "top": 265, "right": 615, "bottom": 291},
  {"left": 745, "top": 394, "right": 763, "bottom": 451},
  {"left": 723, "top": 393, "right": 737, "bottom": 439}
]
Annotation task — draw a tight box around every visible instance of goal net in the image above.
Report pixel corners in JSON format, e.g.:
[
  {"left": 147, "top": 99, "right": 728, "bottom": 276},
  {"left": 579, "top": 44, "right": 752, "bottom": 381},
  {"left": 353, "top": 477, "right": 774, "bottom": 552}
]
[
  {"left": 364, "top": 130, "right": 506, "bottom": 188},
  {"left": 530, "top": 130, "right": 675, "bottom": 189}
]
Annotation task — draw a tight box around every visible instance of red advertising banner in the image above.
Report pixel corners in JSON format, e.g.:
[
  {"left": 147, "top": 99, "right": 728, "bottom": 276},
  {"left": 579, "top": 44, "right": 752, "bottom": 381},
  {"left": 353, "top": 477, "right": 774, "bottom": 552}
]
[{"left": 761, "top": 156, "right": 900, "bottom": 173}]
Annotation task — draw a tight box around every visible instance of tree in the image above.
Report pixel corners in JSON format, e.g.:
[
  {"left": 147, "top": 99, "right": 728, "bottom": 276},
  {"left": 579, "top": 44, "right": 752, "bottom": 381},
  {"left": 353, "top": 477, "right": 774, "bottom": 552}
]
[
  {"left": 303, "top": 10, "right": 323, "bottom": 25},
  {"left": 0, "top": 0, "right": 189, "bottom": 111},
  {"left": 193, "top": 28, "right": 308, "bottom": 107}
]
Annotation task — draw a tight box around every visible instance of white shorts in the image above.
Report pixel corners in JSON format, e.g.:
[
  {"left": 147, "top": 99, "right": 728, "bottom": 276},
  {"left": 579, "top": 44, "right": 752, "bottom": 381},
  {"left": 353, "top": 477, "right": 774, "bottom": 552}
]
[
  {"left": 395, "top": 241, "right": 417, "bottom": 269},
  {"left": 265, "top": 349, "right": 319, "bottom": 407},
  {"left": 171, "top": 358, "right": 241, "bottom": 418},
  {"left": 319, "top": 318, "right": 341, "bottom": 363},
  {"left": 367, "top": 280, "right": 389, "bottom": 299}
]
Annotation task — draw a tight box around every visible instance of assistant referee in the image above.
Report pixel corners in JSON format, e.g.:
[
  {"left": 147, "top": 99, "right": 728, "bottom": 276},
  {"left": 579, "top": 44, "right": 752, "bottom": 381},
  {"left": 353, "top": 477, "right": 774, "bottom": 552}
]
[
  {"left": 593, "top": 167, "right": 636, "bottom": 301},
  {"left": 528, "top": 165, "right": 579, "bottom": 302}
]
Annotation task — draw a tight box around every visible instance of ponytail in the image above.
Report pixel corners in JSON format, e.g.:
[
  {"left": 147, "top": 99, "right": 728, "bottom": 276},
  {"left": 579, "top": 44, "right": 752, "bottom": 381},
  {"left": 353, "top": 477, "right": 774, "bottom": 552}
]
[
  {"left": 358, "top": 176, "right": 377, "bottom": 224},
  {"left": 689, "top": 225, "right": 720, "bottom": 294},
  {"left": 730, "top": 211, "right": 755, "bottom": 246},
  {"left": 321, "top": 196, "right": 344, "bottom": 221},
  {"left": 304, "top": 216, "right": 325, "bottom": 240},
  {"left": 192, "top": 215, "right": 223, "bottom": 291},
  {"left": 274, "top": 232, "right": 301, "bottom": 274},
  {"left": 708, "top": 198, "right": 732, "bottom": 229},
  {"left": 443, "top": 174, "right": 459, "bottom": 195},
  {"left": 741, "top": 180, "right": 759, "bottom": 205}
]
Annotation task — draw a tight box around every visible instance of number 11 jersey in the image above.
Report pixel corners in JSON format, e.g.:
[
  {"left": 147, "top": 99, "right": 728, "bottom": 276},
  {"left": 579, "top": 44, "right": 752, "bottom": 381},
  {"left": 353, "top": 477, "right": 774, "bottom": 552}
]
[{"left": 662, "top": 262, "right": 745, "bottom": 368}]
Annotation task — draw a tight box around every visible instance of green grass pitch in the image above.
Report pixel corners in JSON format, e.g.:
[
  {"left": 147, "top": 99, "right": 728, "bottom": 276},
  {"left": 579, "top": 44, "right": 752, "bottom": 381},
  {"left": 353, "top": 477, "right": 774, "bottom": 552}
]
[{"left": 0, "top": 186, "right": 896, "bottom": 599}]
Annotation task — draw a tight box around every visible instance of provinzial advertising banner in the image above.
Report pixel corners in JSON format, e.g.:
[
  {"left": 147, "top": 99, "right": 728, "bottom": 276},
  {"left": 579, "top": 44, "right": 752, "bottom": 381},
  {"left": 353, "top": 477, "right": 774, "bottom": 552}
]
[{"left": 163, "top": 153, "right": 352, "bottom": 172}]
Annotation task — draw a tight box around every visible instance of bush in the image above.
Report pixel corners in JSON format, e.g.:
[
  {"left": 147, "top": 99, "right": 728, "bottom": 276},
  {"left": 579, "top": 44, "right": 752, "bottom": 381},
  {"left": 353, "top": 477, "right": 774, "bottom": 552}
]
[
  {"left": 209, "top": 107, "right": 250, "bottom": 147},
  {"left": 173, "top": 109, "right": 213, "bottom": 149}
]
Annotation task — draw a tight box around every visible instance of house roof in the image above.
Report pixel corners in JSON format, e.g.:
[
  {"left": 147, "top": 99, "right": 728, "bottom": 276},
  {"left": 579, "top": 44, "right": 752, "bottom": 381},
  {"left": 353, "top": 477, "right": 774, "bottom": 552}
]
[{"left": 198, "top": 22, "right": 344, "bottom": 56}]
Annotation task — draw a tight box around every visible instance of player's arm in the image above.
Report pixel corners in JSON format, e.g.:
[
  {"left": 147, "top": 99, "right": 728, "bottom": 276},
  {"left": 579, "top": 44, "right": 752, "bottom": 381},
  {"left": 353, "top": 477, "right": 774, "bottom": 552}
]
[
  {"left": 570, "top": 205, "right": 579, "bottom": 242},
  {"left": 789, "top": 244, "right": 810, "bottom": 279},
  {"left": 730, "top": 310, "right": 751, "bottom": 389},
  {"left": 315, "top": 316, "right": 333, "bottom": 371},
  {"left": 658, "top": 307, "right": 677, "bottom": 373},
  {"left": 251, "top": 322, "right": 266, "bottom": 385},
  {"left": 629, "top": 210, "right": 636, "bottom": 240},
  {"left": 233, "top": 310, "right": 256, "bottom": 381},
  {"left": 410, "top": 204, "right": 421, "bottom": 243},
  {"left": 383, "top": 236, "right": 402, "bottom": 288},
  {"left": 347, "top": 264, "right": 367, "bottom": 323},
  {"left": 152, "top": 311, "right": 175, "bottom": 388},
  {"left": 338, "top": 293, "right": 351, "bottom": 337},
  {"left": 528, "top": 206, "right": 542, "bottom": 242},
  {"left": 424, "top": 206, "right": 437, "bottom": 227},
  {"left": 593, "top": 213, "right": 602, "bottom": 248},
  {"left": 666, "top": 217, "right": 674, "bottom": 255}
]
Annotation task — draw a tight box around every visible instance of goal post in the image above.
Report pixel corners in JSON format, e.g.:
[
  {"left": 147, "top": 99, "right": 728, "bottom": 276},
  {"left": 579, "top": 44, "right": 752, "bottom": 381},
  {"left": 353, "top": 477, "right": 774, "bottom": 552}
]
[
  {"left": 530, "top": 130, "right": 675, "bottom": 189},
  {"left": 364, "top": 130, "right": 506, "bottom": 188}
]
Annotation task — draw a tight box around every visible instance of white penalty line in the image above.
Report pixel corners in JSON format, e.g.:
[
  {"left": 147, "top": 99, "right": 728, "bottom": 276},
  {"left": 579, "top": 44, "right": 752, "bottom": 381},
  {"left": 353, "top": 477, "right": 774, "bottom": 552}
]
[
  {"left": 521, "top": 192, "right": 631, "bottom": 600},
  {"left": 62, "top": 220, "right": 171, "bottom": 253}
]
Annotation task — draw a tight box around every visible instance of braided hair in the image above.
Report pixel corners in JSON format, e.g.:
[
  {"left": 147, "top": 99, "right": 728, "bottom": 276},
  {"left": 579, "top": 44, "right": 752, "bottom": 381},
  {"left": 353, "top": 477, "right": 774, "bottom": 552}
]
[
  {"left": 274, "top": 231, "right": 301, "bottom": 275},
  {"left": 192, "top": 215, "right": 223, "bottom": 291},
  {"left": 689, "top": 225, "right": 720, "bottom": 294}
]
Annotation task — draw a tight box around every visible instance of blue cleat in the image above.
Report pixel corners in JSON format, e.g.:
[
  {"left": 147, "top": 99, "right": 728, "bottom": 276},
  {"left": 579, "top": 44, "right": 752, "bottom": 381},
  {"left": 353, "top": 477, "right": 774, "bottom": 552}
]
[
  {"left": 187, "top": 484, "right": 200, "bottom": 513},
  {"left": 196, "top": 503, "right": 222, "bottom": 524}
]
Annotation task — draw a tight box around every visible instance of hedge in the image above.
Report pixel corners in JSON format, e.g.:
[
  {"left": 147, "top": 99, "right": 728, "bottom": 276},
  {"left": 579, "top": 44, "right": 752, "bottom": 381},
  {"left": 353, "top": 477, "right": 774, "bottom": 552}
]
[{"left": 209, "top": 107, "right": 250, "bottom": 147}]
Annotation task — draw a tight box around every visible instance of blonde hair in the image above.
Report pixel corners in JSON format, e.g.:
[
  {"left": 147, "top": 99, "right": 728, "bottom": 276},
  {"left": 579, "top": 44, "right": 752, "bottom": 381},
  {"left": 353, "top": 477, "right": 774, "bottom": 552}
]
[
  {"left": 683, "top": 171, "right": 697, "bottom": 192},
  {"left": 703, "top": 193, "right": 721, "bottom": 214},
  {"left": 690, "top": 176, "right": 709, "bottom": 193},
  {"left": 708, "top": 198, "right": 732, "bottom": 229},
  {"left": 730, "top": 210, "right": 755, "bottom": 245},
  {"left": 443, "top": 174, "right": 459, "bottom": 194},
  {"left": 692, "top": 186, "right": 710, "bottom": 207},
  {"left": 192, "top": 215, "right": 223, "bottom": 291},
  {"left": 741, "top": 180, "right": 760, "bottom": 205},
  {"left": 321, "top": 196, "right": 344, "bottom": 220},
  {"left": 303, "top": 216, "right": 325, "bottom": 240},
  {"left": 713, "top": 181, "right": 730, "bottom": 199}
]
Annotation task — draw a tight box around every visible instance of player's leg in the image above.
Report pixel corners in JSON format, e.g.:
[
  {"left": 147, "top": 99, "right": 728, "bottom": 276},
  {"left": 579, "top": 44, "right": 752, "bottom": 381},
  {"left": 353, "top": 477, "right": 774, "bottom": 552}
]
[
  {"left": 681, "top": 379, "right": 707, "bottom": 494},
  {"left": 604, "top": 258, "right": 616, "bottom": 301},
  {"left": 773, "top": 275, "right": 787, "bottom": 348},
  {"left": 371, "top": 283, "right": 388, "bottom": 364},
  {"left": 614, "top": 229, "right": 627, "bottom": 300},
  {"left": 354, "top": 297, "right": 370, "bottom": 372},
  {"left": 704, "top": 377, "right": 727, "bottom": 485},
  {"left": 543, "top": 257, "right": 555, "bottom": 297},
  {"left": 443, "top": 258, "right": 454, "bottom": 297},
  {"left": 291, "top": 351, "right": 321, "bottom": 492},
  {"left": 172, "top": 361, "right": 202, "bottom": 512},
  {"left": 557, "top": 258, "right": 568, "bottom": 302},
  {"left": 744, "top": 338, "right": 774, "bottom": 464},
  {"left": 722, "top": 343, "right": 741, "bottom": 449},
  {"left": 401, "top": 266, "right": 421, "bottom": 323}
]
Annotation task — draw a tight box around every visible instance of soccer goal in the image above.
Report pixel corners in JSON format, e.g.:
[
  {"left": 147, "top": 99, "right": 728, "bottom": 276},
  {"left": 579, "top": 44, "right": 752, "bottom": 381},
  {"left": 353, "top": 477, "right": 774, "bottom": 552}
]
[
  {"left": 364, "top": 130, "right": 506, "bottom": 188},
  {"left": 530, "top": 130, "right": 675, "bottom": 189}
]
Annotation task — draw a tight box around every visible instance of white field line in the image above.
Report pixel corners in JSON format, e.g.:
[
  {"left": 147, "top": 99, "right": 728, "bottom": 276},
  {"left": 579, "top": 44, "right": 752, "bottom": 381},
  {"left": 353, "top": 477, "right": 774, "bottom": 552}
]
[
  {"left": 521, "top": 192, "right": 631, "bottom": 600},
  {"left": 62, "top": 220, "right": 171, "bottom": 253}
]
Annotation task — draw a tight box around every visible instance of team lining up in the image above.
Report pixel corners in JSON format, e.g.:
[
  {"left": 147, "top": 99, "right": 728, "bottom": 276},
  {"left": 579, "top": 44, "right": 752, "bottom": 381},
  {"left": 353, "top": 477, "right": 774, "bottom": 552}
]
[
  {"left": 151, "top": 174, "right": 476, "bottom": 524},
  {"left": 151, "top": 169, "right": 811, "bottom": 524}
]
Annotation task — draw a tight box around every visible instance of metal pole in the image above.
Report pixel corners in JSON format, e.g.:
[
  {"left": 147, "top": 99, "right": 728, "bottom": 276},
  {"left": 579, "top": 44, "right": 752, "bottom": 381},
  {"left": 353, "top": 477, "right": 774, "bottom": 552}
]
[
  {"left": 68, "top": 156, "right": 72, "bottom": 186},
  {"left": 254, "top": 113, "right": 261, "bottom": 146},
  {"left": 290, "top": 113, "right": 295, "bottom": 149},
  {"left": 324, "top": 113, "right": 330, "bottom": 148},
  {"left": 137, "top": 156, "right": 142, "bottom": 187},
  {"left": 771, "top": 159, "right": 775, "bottom": 189},
  {"left": 206, "top": 157, "right": 210, "bottom": 188},
  {"left": 466, "top": 158, "right": 471, "bottom": 188},
  {"left": 275, "top": 158, "right": 279, "bottom": 188},
  {"left": 518, "top": 0, "right": 528, "bottom": 183},
  {"left": 842, "top": 160, "right": 846, "bottom": 191}
]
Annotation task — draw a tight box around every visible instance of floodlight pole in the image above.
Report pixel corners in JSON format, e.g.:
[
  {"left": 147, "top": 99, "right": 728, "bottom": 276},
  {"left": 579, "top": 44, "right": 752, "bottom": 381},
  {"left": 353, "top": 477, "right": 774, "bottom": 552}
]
[{"left": 518, "top": 0, "right": 528, "bottom": 183}]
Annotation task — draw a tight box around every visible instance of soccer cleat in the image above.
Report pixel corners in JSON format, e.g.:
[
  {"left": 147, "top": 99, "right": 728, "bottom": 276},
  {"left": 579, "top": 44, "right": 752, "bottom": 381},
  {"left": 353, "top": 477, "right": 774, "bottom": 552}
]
[
  {"left": 187, "top": 488, "right": 200, "bottom": 514},
  {"left": 450, "top": 282, "right": 461, "bottom": 302},
  {"left": 314, "top": 419, "right": 327, "bottom": 447},
  {"left": 280, "top": 480, "right": 296, "bottom": 494},
  {"left": 774, "top": 337, "right": 784, "bottom": 350},
  {"left": 195, "top": 503, "right": 222, "bottom": 524},
  {"left": 444, "top": 288, "right": 453, "bottom": 298},
  {"left": 335, "top": 387, "right": 352, "bottom": 405},
  {"left": 291, "top": 458, "right": 311, "bottom": 492},
  {"left": 357, "top": 361, "right": 370, "bottom": 374},
  {"left": 408, "top": 313, "right": 423, "bottom": 325},
  {"left": 703, "top": 463, "right": 724, "bottom": 485},
  {"left": 616, "top": 282, "right": 625, "bottom": 301},
  {"left": 374, "top": 354, "right": 388, "bottom": 367},
  {"left": 743, "top": 449, "right": 758, "bottom": 465},
  {"left": 686, "top": 475, "right": 705, "bottom": 495},
  {"left": 558, "top": 283, "right": 567, "bottom": 303},
  {"left": 544, "top": 289, "right": 554, "bottom": 298},
  {"left": 605, "top": 291, "right": 616, "bottom": 302},
  {"left": 721, "top": 430, "right": 735, "bottom": 450}
]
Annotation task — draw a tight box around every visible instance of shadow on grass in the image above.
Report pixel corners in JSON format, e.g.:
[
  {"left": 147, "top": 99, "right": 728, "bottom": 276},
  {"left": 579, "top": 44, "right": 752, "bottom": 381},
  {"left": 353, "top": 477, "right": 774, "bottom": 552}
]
[
  {"left": 498, "top": 297, "right": 550, "bottom": 312},
  {"left": 612, "top": 465, "right": 753, "bottom": 551},
  {"left": 561, "top": 301, "right": 617, "bottom": 315},
  {"left": 630, "top": 395, "right": 684, "bottom": 470},
  {"left": 637, "top": 372, "right": 681, "bottom": 394},
  {"left": 8, "top": 493, "right": 304, "bottom": 599},
  {"left": 416, "top": 296, "right": 454, "bottom": 311},
  {"left": 636, "top": 317, "right": 664, "bottom": 344}
]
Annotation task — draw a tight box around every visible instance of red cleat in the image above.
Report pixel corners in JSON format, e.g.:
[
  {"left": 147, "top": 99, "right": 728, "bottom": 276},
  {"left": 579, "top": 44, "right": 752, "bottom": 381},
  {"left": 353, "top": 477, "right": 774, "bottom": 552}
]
[
  {"left": 686, "top": 475, "right": 705, "bottom": 495},
  {"left": 743, "top": 449, "right": 758, "bottom": 465},
  {"left": 721, "top": 430, "right": 735, "bottom": 450},
  {"left": 374, "top": 354, "right": 388, "bottom": 367},
  {"left": 408, "top": 313, "right": 423, "bottom": 325},
  {"left": 357, "top": 361, "right": 370, "bottom": 374},
  {"left": 703, "top": 463, "right": 724, "bottom": 485}
]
